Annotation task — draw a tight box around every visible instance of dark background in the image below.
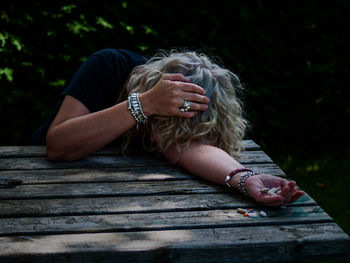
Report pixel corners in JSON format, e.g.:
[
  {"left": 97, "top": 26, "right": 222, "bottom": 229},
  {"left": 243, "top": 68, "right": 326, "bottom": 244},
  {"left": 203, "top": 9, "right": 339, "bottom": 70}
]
[
  {"left": 1, "top": 0, "right": 349, "bottom": 155},
  {"left": 1, "top": 1, "right": 350, "bottom": 256}
]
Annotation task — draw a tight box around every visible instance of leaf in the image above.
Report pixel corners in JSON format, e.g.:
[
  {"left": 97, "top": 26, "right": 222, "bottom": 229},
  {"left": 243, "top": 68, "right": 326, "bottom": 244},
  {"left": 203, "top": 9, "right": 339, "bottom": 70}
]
[
  {"left": 25, "top": 13, "right": 33, "bottom": 22},
  {"left": 138, "top": 45, "right": 149, "bottom": 51},
  {"left": 49, "top": 79, "right": 66, "bottom": 87},
  {"left": 96, "top": 17, "right": 114, "bottom": 29},
  {"left": 61, "top": 4, "right": 76, "bottom": 14},
  {"left": 119, "top": 21, "right": 134, "bottom": 34},
  {"left": 0, "top": 32, "right": 8, "bottom": 47},
  {"left": 66, "top": 20, "right": 96, "bottom": 36},
  {"left": 0, "top": 67, "right": 14, "bottom": 82},
  {"left": 21, "top": 61, "right": 32, "bottom": 67},
  {"left": 11, "top": 37, "right": 23, "bottom": 51},
  {"left": 142, "top": 25, "right": 157, "bottom": 35},
  {"left": 36, "top": 68, "right": 45, "bottom": 78}
]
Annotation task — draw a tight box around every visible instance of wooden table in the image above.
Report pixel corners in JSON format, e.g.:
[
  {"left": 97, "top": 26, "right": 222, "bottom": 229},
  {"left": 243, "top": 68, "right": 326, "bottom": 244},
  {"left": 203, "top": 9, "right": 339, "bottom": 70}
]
[{"left": 0, "top": 141, "right": 349, "bottom": 263}]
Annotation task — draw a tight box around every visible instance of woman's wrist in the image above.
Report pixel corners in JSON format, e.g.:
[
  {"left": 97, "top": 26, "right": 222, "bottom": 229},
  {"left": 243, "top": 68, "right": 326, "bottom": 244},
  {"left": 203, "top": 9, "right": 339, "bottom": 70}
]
[
  {"left": 228, "top": 172, "right": 248, "bottom": 189},
  {"left": 226, "top": 169, "right": 262, "bottom": 196},
  {"left": 138, "top": 92, "right": 153, "bottom": 116},
  {"left": 225, "top": 168, "right": 253, "bottom": 189}
]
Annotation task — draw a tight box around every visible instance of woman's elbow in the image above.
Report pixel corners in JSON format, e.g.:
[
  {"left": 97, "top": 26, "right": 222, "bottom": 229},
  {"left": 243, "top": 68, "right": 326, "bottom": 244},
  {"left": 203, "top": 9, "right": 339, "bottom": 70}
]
[
  {"left": 46, "top": 144, "right": 66, "bottom": 161},
  {"left": 46, "top": 146, "right": 82, "bottom": 162},
  {"left": 45, "top": 144, "right": 62, "bottom": 161},
  {"left": 46, "top": 132, "right": 62, "bottom": 161},
  {"left": 46, "top": 138, "right": 79, "bottom": 162}
]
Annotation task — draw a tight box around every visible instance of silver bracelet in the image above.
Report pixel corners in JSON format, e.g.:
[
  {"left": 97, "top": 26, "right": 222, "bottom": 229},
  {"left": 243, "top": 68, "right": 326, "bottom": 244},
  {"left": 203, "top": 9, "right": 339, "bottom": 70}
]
[{"left": 128, "top": 93, "right": 148, "bottom": 129}]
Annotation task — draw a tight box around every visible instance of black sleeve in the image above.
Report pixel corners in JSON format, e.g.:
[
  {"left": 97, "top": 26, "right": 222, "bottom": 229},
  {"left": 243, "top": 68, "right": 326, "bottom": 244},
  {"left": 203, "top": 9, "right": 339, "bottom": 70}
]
[{"left": 61, "top": 48, "right": 147, "bottom": 112}]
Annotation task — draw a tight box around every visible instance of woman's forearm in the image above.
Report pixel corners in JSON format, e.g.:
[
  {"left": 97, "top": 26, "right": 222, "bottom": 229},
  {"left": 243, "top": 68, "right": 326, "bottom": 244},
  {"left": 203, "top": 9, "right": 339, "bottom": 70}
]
[
  {"left": 162, "top": 142, "right": 305, "bottom": 206},
  {"left": 163, "top": 141, "right": 245, "bottom": 188},
  {"left": 46, "top": 100, "right": 135, "bottom": 161}
]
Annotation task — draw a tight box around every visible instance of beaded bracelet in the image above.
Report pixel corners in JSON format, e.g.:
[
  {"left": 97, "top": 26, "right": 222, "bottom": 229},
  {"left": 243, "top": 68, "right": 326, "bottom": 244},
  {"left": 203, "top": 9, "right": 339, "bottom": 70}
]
[
  {"left": 128, "top": 93, "right": 148, "bottom": 129},
  {"left": 224, "top": 168, "right": 253, "bottom": 188},
  {"left": 237, "top": 171, "right": 262, "bottom": 196}
]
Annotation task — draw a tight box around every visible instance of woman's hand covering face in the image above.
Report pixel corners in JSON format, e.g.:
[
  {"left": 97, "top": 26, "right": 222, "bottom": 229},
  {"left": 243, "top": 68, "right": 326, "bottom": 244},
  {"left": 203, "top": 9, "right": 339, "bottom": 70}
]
[{"left": 140, "top": 73, "right": 210, "bottom": 117}]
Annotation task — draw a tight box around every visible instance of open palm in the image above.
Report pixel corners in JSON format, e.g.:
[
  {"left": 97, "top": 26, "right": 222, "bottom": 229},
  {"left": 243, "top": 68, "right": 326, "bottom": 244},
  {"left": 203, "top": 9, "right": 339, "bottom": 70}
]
[{"left": 245, "top": 174, "right": 305, "bottom": 207}]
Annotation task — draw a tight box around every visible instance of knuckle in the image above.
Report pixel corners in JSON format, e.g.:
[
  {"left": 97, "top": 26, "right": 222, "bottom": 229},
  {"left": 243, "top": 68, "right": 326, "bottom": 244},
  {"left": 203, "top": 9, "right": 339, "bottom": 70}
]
[
  {"left": 173, "top": 82, "right": 182, "bottom": 88},
  {"left": 194, "top": 94, "right": 201, "bottom": 101},
  {"left": 189, "top": 83, "right": 202, "bottom": 92},
  {"left": 169, "top": 90, "right": 178, "bottom": 98},
  {"left": 174, "top": 73, "right": 183, "bottom": 78},
  {"left": 201, "top": 104, "right": 208, "bottom": 111},
  {"left": 170, "top": 98, "right": 178, "bottom": 105},
  {"left": 173, "top": 109, "right": 182, "bottom": 116}
]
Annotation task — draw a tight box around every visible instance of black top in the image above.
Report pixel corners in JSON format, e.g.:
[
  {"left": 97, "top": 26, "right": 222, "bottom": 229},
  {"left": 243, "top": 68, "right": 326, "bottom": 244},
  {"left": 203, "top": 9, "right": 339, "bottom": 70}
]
[{"left": 29, "top": 49, "right": 147, "bottom": 145}]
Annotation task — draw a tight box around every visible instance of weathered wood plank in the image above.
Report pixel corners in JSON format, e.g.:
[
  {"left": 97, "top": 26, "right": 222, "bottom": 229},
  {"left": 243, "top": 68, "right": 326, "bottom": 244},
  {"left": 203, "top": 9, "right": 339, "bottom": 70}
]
[
  {"left": 0, "top": 223, "right": 348, "bottom": 263},
  {"left": 0, "top": 151, "right": 272, "bottom": 171},
  {"left": 242, "top": 140, "right": 261, "bottom": 150},
  {"left": 0, "top": 193, "right": 315, "bottom": 218},
  {"left": 0, "top": 163, "right": 285, "bottom": 185},
  {"left": 0, "top": 180, "right": 226, "bottom": 200},
  {"left": 0, "top": 167, "right": 192, "bottom": 184},
  {"left": 0, "top": 140, "right": 261, "bottom": 158},
  {"left": 0, "top": 206, "right": 331, "bottom": 236},
  {"left": 0, "top": 155, "right": 168, "bottom": 170}
]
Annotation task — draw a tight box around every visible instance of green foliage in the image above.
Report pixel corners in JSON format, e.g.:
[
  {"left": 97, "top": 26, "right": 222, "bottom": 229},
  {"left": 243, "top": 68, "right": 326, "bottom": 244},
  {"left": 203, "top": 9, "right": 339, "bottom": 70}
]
[
  {"left": 96, "top": 17, "right": 113, "bottom": 29},
  {"left": 0, "top": 0, "right": 349, "bottom": 161},
  {"left": 0, "top": 67, "right": 14, "bottom": 81}
]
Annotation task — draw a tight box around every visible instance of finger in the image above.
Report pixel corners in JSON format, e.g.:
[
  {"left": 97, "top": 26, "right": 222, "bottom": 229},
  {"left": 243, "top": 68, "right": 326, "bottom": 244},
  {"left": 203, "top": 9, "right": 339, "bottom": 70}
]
[
  {"left": 289, "top": 190, "right": 305, "bottom": 203},
  {"left": 183, "top": 102, "right": 208, "bottom": 112},
  {"left": 177, "top": 111, "right": 198, "bottom": 118},
  {"left": 180, "top": 82, "right": 206, "bottom": 95},
  {"left": 256, "top": 193, "right": 283, "bottom": 204},
  {"left": 288, "top": 180, "right": 296, "bottom": 189},
  {"left": 279, "top": 180, "right": 287, "bottom": 188},
  {"left": 181, "top": 91, "right": 210, "bottom": 104},
  {"left": 258, "top": 195, "right": 284, "bottom": 207},
  {"left": 163, "top": 73, "right": 191, "bottom": 82},
  {"left": 281, "top": 185, "right": 292, "bottom": 202}
]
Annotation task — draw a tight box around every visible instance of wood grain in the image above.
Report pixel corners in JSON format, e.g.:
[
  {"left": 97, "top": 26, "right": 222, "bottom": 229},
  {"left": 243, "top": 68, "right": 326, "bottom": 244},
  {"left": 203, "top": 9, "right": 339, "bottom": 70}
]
[
  {"left": 0, "top": 143, "right": 349, "bottom": 263},
  {"left": 0, "top": 163, "right": 286, "bottom": 185},
  {"left": 0, "top": 180, "right": 225, "bottom": 200},
  {"left": 0, "top": 206, "right": 332, "bottom": 236},
  {"left": 0, "top": 140, "right": 261, "bottom": 158},
  {"left": 0, "top": 223, "right": 348, "bottom": 263},
  {"left": 0, "top": 193, "right": 316, "bottom": 218},
  {"left": 0, "top": 151, "right": 272, "bottom": 171}
]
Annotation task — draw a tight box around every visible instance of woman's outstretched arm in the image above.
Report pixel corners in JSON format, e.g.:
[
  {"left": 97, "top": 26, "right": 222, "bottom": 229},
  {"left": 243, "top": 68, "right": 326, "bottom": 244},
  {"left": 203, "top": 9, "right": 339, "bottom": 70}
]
[{"left": 162, "top": 141, "right": 305, "bottom": 207}]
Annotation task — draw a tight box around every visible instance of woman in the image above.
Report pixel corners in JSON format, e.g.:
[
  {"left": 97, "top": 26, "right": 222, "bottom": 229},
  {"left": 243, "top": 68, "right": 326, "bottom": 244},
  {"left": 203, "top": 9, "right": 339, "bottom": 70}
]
[{"left": 30, "top": 48, "right": 304, "bottom": 207}]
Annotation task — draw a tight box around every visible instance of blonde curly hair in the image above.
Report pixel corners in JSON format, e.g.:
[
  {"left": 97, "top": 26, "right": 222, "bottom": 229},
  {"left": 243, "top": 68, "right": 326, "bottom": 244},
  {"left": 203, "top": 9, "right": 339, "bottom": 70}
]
[{"left": 125, "top": 50, "right": 247, "bottom": 159}]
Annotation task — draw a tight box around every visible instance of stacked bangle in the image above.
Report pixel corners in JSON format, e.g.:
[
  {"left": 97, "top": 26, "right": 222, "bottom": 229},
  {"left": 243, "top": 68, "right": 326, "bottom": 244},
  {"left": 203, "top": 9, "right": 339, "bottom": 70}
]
[
  {"left": 224, "top": 168, "right": 253, "bottom": 188},
  {"left": 225, "top": 168, "right": 262, "bottom": 196},
  {"left": 237, "top": 171, "right": 261, "bottom": 196},
  {"left": 128, "top": 93, "right": 148, "bottom": 129}
]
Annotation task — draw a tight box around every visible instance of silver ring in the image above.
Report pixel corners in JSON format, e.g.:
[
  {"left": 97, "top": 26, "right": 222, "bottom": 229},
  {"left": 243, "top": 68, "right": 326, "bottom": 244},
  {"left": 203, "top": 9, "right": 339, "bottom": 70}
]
[{"left": 180, "top": 100, "right": 190, "bottom": 112}]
